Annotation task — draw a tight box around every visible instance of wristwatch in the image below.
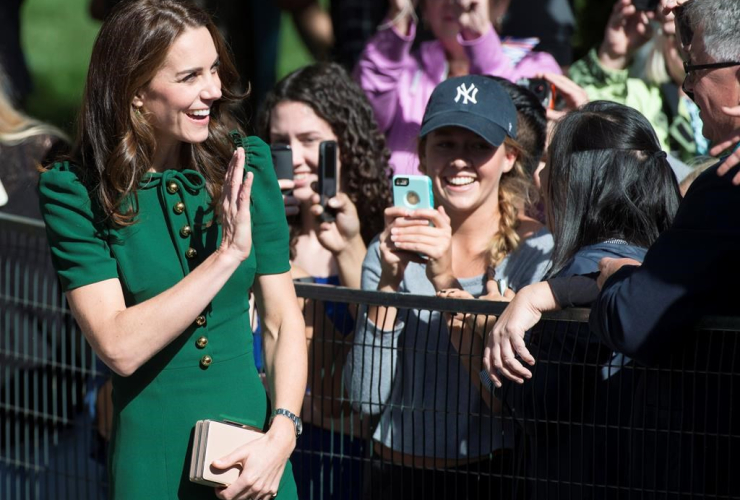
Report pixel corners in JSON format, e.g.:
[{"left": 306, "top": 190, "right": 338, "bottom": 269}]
[{"left": 270, "top": 408, "right": 303, "bottom": 437}]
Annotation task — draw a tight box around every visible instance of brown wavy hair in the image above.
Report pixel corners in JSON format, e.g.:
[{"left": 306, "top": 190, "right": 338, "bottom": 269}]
[
  {"left": 257, "top": 62, "right": 393, "bottom": 253},
  {"left": 418, "top": 135, "right": 533, "bottom": 270},
  {"left": 67, "top": 0, "right": 245, "bottom": 225}
]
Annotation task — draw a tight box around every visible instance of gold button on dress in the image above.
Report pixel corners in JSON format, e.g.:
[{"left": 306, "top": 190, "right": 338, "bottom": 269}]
[{"left": 199, "top": 355, "right": 213, "bottom": 368}]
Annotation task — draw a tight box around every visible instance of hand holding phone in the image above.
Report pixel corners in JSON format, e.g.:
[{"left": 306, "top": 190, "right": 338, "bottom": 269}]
[
  {"left": 318, "top": 141, "right": 338, "bottom": 223},
  {"left": 391, "top": 175, "right": 435, "bottom": 259}
]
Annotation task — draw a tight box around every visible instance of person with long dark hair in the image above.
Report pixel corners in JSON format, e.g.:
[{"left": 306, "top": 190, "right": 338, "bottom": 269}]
[
  {"left": 484, "top": 100, "right": 681, "bottom": 498},
  {"left": 38, "top": 1, "right": 306, "bottom": 499},
  {"left": 257, "top": 61, "right": 393, "bottom": 500}
]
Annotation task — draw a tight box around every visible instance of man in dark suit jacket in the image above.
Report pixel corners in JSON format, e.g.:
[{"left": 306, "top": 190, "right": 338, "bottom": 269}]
[{"left": 590, "top": 0, "right": 740, "bottom": 496}]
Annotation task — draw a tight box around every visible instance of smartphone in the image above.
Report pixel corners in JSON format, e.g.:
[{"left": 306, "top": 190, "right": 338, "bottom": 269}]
[
  {"left": 392, "top": 175, "right": 434, "bottom": 211},
  {"left": 270, "top": 143, "right": 293, "bottom": 195},
  {"left": 517, "top": 78, "right": 557, "bottom": 110},
  {"left": 393, "top": 175, "right": 434, "bottom": 258},
  {"left": 318, "top": 140, "right": 338, "bottom": 223},
  {"left": 632, "top": 0, "right": 660, "bottom": 11}
]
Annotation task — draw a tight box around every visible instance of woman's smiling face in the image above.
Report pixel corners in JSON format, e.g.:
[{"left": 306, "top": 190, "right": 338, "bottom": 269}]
[
  {"left": 268, "top": 100, "right": 342, "bottom": 203},
  {"left": 420, "top": 126, "right": 515, "bottom": 216},
  {"left": 135, "top": 26, "right": 222, "bottom": 157}
]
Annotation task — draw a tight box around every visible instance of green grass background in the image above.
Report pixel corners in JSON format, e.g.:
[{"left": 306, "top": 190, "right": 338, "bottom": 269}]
[{"left": 20, "top": 0, "right": 316, "bottom": 134}]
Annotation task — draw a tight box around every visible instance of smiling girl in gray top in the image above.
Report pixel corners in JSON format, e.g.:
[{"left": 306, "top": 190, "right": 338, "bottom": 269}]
[{"left": 344, "top": 75, "right": 552, "bottom": 499}]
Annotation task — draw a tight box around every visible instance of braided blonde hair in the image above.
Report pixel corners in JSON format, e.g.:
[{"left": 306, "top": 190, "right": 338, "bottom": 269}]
[{"left": 486, "top": 136, "right": 534, "bottom": 270}]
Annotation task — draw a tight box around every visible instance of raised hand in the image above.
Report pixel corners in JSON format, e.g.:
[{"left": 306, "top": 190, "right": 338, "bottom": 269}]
[
  {"left": 540, "top": 72, "right": 589, "bottom": 123},
  {"left": 457, "top": 0, "right": 492, "bottom": 40},
  {"left": 599, "top": 0, "right": 654, "bottom": 70},
  {"left": 218, "top": 147, "right": 254, "bottom": 263},
  {"left": 388, "top": 0, "right": 418, "bottom": 16},
  {"left": 309, "top": 192, "right": 362, "bottom": 254},
  {"left": 662, "top": 0, "right": 691, "bottom": 17},
  {"left": 385, "top": 0, "right": 418, "bottom": 34}
]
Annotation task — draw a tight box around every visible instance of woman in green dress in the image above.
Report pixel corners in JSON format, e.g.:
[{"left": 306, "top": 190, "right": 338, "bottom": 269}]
[{"left": 38, "top": 1, "right": 306, "bottom": 499}]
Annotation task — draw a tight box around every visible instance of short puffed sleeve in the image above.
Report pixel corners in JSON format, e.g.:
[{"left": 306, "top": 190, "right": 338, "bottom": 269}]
[
  {"left": 242, "top": 136, "right": 291, "bottom": 275},
  {"left": 38, "top": 162, "right": 119, "bottom": 291}
]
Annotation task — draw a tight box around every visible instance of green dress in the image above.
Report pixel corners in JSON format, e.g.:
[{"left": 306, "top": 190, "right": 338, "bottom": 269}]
[{"left": 38, "top": 136, "right": 298, "bottom": 500}]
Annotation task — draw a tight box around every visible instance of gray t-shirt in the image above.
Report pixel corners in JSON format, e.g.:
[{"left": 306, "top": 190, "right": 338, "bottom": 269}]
[{"left": 344, "top": 228, "right": 553, "bottom": 459}]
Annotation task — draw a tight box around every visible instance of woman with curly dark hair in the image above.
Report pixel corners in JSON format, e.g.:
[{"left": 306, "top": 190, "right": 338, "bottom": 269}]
[
  {"left": 257, "top": 62, "right": 392, "bottom": 500},
  {"left": 258, "top": 62, "right": 392, "bottom": 281}
]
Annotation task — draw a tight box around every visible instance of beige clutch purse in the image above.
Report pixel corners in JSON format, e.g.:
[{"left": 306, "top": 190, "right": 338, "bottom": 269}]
[{"left": 189, "top": 419, "right": 264, "bottom": 487}]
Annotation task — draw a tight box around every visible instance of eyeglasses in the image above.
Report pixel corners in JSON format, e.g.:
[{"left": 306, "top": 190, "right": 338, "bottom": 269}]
[
  {"left": 681, "top": 61, "right": 740, "bottom": 100},
  {"left": 683, "top": 60, "right": 740, "bottom": 76}
]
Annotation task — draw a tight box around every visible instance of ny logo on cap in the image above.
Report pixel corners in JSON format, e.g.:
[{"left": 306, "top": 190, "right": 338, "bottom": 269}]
[{"left": 455, "top": 83, "right": 478, "bottom": 105}]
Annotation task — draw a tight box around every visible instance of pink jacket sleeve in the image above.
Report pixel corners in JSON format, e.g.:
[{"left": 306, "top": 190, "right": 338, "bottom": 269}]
[
  {"left": 460, "top": 28, "right": 563, "bottom": 80},
  {"left": 354, "top": 23, "right": 417, "bottom": 133}
]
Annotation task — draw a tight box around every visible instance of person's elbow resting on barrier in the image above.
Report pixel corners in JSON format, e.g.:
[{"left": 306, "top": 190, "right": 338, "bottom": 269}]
[{"left": 484, "top": 274, "right": 607, "bottom": 386}]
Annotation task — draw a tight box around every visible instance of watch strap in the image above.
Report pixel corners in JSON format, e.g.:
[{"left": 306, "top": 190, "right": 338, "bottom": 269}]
[{"left": 270, "top": 408, "right": 302, "bottom": 436}]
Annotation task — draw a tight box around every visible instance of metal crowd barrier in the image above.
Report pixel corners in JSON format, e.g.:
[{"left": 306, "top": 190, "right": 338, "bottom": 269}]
[{"left": 3, "top": 213, "right": 740, "bottom": 500}]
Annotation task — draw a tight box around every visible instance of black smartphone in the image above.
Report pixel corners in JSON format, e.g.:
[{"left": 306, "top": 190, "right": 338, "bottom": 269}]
[
  {"left": 318, "top": 140, "right": 338, "bottom": 223},
  {"left": 632, "top": 0, "right": 660, "bottom": 11},
  {"left": 270, "top": 143, "right": 293, "bottom": 195}
]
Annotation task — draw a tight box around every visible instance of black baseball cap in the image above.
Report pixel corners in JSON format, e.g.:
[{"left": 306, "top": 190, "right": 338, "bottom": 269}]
[{"left": 420, "top": 75, "right": 518, "bottom": 147}]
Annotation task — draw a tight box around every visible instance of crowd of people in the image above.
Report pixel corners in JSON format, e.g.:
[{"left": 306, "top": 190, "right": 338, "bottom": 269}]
[{"left": 2, "top": 0, "right": 740, "bottom": 499}]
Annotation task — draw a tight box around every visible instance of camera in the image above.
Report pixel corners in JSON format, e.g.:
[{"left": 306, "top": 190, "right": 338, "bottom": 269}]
[{"left": 517, "top": 78, "right": 557, "bottom": 110}]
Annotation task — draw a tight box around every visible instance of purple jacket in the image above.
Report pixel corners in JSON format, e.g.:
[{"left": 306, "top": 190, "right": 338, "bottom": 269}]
[{"left": 355, "top": 23, "right": 562, "bottom": 176}]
